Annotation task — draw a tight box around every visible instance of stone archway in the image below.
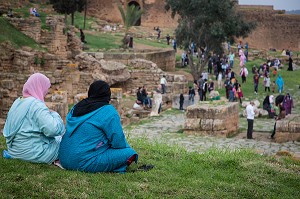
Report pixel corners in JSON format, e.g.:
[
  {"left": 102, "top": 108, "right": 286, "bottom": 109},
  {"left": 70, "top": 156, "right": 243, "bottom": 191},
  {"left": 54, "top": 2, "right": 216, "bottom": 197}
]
[{"left": 128, "top": 1, "right": 141, "bottom": 26}]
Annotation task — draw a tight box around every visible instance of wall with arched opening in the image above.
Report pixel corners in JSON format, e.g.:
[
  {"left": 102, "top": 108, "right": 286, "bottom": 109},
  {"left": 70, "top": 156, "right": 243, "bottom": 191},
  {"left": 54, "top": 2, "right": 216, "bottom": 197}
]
[{"left": 127, "top": 0, "right": 142, "bottom": 26}]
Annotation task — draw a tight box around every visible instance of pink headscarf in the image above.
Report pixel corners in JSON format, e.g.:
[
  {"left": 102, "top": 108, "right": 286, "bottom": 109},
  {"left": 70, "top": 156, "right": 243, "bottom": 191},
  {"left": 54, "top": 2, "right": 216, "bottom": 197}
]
[{"left": 22, "top": 73, "right": 51, "bottom": 102}]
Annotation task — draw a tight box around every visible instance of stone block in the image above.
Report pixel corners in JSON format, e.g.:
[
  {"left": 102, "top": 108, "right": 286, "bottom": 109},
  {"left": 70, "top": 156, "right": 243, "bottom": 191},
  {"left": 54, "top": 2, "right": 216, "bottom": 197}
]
[
  {"left": 94, "top": 52, "right": 104, "bottom": 60},
  {"left": 184, "top": 118, "right": 201, "bottom": 130},
  {"left": 184, "top": 101, "right": 239, "bottom": 137},
  {"left": 1, "top": 80, "right": 14, "bottom": 90}
]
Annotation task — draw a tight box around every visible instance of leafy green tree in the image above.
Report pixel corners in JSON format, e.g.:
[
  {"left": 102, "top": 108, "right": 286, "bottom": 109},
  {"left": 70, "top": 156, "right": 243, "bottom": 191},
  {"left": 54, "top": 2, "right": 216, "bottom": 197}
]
[
  {"left": 118, "top": 4, "right": 143, "bottom": 48},
  {"left": 165, "top": 0, "right": 256, "bottom": 80},
  {"left": 49, "top": 0, "right": 86, "bottom": 26}
]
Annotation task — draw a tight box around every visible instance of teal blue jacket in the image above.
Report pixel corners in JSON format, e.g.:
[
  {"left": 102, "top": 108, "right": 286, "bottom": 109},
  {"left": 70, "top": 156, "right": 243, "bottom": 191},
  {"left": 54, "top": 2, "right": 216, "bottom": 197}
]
[{"left": 59, "top": 105, "right": 137, "bottom": 173}]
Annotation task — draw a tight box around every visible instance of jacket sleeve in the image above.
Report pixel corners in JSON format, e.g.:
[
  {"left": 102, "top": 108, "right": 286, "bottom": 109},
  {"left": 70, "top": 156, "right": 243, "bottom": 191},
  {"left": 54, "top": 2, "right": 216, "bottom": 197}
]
[
  {"left": 31, "top": 101, "right": 65, "bottom": 137},
  {"left": 103, "top": 108, "right": 128, "bottom": 149}
]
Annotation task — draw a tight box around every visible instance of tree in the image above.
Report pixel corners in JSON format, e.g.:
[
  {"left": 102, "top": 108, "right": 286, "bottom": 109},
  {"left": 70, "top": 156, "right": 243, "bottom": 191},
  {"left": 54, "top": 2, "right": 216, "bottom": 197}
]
[
  {"left": 50, "top": 0, "right": 86, "bottom": 26},
  {"left": 165, "top": 0, "right": 256, "bottom": 80},
  {"left": 118, "top": 4, "right": 143, "bottom": 48}
]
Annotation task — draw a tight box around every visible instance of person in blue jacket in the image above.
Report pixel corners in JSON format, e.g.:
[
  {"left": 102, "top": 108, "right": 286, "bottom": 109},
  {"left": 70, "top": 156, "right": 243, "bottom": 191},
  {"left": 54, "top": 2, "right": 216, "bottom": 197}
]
[
  {"left": 59, "top": 80, "right": 138, "bottom": 173},
  {"left": 3, "top": 73, "right": 65, "bottom": 164}
]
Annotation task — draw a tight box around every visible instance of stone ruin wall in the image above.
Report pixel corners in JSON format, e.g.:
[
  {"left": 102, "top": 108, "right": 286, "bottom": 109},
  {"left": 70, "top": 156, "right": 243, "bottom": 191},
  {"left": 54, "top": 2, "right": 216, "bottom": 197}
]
[
  {"left": 238, "top": 7, "right": 300, "bottom": 51},
  {"left": 275, "top": 114, "right": 300, "bottom": 143},
  {"left": 7, "top": 17, "right": 42, "bottom": 42},
  {"left": 91, "top": 49, "right": 176, "bottom": 72},
  {"left": 88, "top": 0, "right": 178, "bottom": 28},
  {"left": 184, "top": 102, "right": 239, "bottom": 138},
  {"left": 85, "top": 53, "right": 186, "bottom": 95},
  {"left": 7, "top": 16, "right": 69, "bottom": 58}
]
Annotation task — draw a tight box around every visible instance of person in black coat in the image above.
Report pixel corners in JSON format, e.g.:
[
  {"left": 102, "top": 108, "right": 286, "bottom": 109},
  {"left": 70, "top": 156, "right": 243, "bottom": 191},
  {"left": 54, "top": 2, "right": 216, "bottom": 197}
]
[
  {"left": 179, "top": 93, "right": 184, "bottom": 110},
  {"left": 287, "top": 56, "right": 293, "bottom": 71}
]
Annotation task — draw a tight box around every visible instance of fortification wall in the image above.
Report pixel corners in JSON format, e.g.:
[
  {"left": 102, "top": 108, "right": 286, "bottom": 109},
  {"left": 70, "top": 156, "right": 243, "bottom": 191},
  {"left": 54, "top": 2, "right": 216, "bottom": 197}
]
[
  {"left": 238, "top": 7, "right": 300, "bottom": 51},
  {"left": 88, "top": 0, "right": 178, "bottom": 28}
]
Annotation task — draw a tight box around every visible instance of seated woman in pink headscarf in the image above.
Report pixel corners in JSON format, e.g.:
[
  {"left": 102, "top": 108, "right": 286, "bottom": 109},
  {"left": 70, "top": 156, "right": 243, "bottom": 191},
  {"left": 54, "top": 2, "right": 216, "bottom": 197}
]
[{"left": 3, "top": 73, "right": 65, "bottom": 164}]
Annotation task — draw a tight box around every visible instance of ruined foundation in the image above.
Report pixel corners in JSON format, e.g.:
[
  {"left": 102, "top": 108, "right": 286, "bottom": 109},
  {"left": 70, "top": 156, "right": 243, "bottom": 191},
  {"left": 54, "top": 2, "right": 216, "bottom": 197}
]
[
  {"left": 274, "top": 114, "right": 300, "bottom": 143},
  {"left": 184, "top": 101, "right": 239, "bottom": 138}
]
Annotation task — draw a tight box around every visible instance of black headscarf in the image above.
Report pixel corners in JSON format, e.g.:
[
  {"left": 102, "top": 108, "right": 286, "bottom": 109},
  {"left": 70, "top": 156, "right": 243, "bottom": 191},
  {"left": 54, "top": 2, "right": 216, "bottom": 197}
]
[
  {"left": 263, "top": 95, "right": 270, "bottom": 106},
  {"left": 72, "top": 80, "right": 111, "bottom": 117}
]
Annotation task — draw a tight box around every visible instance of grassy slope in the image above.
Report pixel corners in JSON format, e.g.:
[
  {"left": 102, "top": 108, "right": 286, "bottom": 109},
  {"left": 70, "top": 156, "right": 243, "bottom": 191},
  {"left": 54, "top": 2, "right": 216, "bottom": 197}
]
[
  {"left": 0, "top": 17, "right": 42, "bottom": 49},
  {"left": 0, "top": 136, "right": 299, "bottom": 198}
]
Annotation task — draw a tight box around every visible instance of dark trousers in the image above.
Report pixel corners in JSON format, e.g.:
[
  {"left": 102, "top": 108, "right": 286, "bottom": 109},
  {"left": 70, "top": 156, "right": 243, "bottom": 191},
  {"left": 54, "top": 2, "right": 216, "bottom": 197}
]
[
  {"left": 271, "top": 122, "right": 276, "bottom": 138},
  {"left": 254, "top": 84, "right": 258, "bottom": 93},
  {"left": 247, "top": 119, "right": 254, "bottom": 139},
  {"left": 161, "top": 84, "right": 166, "bottom": 94},
  {"left": 242, "top": 76, "right": 246, "bottom": 83},
  {"left": 179, "top": 102, "right": 183, "bottom": 110},
  {"left": 198, "top": 90, "right": 203, "bottom": 101},
  {"left": 265, "top": 87, "right": 270, "bottom": 92}
]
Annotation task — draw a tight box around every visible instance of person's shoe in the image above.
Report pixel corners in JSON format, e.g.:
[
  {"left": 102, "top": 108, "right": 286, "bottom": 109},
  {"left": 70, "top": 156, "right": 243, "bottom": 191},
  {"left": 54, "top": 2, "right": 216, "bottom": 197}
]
[
  {"left": 268, "top": 136, "right": 274, "bottom": 139},
  {"left": 53, "top": 160, "right": 64, "bottom": 169},
  {"left": 137, "top": 164, "right": 155, "bottom": 172}
]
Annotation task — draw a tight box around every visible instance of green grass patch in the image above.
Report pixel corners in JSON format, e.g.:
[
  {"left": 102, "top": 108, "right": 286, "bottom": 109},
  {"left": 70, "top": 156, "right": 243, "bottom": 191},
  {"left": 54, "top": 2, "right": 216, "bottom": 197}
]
[
  {"left": 134, "top": 38, "right": 170, "bottom": 49},
  {"left": 0, "top": 17, "right": 44, "bottom": 49},
  {"left": 84, "top": 32, "right": 122, "bottom": 51},
  {"left": 0, "top": 136, "right": 299, "bottom": 198}
]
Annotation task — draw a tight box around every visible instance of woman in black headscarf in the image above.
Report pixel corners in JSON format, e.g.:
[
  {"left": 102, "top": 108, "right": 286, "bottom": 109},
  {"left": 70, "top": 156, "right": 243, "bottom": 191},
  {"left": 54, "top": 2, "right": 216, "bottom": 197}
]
[{"left": 59, "top": 80, "right": 138, "bottom": 173}]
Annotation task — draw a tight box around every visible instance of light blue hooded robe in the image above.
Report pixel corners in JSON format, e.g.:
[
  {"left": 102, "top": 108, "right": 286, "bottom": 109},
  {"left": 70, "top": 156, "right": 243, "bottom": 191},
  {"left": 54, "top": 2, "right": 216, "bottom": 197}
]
[
  {"left": 59, "top": 105, "right": 137, "bottom": 173},
  {"left": 3, "top": 97, "right": 65, "bottom": 164},
  {"left": 275, "top": 75, "right": 284, "bottom": 93}
]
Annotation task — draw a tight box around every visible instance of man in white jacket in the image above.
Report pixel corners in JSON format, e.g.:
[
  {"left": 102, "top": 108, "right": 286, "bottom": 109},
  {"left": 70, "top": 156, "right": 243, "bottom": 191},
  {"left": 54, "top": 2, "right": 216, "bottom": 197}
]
[{"left": 246, "top": 101, "right": 256, "bottom": 139}]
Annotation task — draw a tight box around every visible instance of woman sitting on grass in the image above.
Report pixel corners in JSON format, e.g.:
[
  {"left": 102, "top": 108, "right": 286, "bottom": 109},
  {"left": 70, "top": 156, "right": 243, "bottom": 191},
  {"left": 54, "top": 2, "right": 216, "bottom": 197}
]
[
  {"left": 3, "top": 73, "right": 65, "bottom": 164},
  {"left": 59, "top": 80, "right": 138, "bottom": 173}
]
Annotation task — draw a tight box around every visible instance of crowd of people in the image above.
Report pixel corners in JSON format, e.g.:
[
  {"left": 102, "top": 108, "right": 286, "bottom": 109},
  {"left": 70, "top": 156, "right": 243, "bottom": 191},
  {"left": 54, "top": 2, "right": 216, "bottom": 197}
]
[{"left": 2, "top": 37, "right": 297, "bottom": 173}]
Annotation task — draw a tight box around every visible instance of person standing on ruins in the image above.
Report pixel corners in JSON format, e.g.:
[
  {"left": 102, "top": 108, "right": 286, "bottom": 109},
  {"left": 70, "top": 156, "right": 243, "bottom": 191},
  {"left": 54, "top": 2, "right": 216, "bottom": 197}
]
[
  {"left": 166, "top": 34, "right": 170, "bottom": 45},
  {"left": 160, "top": 75, "right": 167, "bottom": 94},
  {"left": 246, "top": 101, "right": 256, "bottom": 139}
]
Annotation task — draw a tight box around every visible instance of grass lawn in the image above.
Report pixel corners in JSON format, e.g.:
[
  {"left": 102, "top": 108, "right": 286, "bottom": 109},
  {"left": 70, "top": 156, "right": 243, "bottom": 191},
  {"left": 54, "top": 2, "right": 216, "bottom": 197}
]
[
  {"left": 0, "top": 136, "right": 299, "bottom": 198},
  {"left": 84, "top": 32, "right": 122, "bottom": 51},
  {"left": 0, "top": 17, "right": 43, "bottom": 50}
]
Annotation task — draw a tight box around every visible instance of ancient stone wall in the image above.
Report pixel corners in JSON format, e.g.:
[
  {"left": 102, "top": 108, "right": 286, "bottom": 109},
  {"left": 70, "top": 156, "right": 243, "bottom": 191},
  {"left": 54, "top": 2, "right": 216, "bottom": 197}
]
[
  {"left": 7, "top": 17, "right": 41, "bottom": 42},
  {"left": 41, "top": 16, "right": 68, "bottom": 58},
  {"left": 274, "top": 114, "right": 300, "bottom": 143},
  {"left": 184, "top": 101, "right": 239, "bottom": 137},
  {"left": 121, "top": 59, "right": 187, "bottom": 94},
  {"left": 238, "top": 7, "right": 300, "bottom": 51},
  {"left": 88, "top": 0, "right": 178, "bottom": 28},
  {"left": 89, "top": 49, "right": 176, "bottom": 72}
]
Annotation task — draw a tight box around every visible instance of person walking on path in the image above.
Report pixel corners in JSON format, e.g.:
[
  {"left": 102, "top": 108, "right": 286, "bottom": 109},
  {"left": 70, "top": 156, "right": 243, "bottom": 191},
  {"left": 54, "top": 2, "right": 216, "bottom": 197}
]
[
  {"left": 160, "top": 75, "right": 167, "bottom": 94},
  {"left": 276, "top": 75, "right": 284, "bottom": 93},
  {"left": 253, "top": 73, "right": 261, "bottom": 94},
  {"left": 264, "top": 75, "right": 271, "bottom": 92},
  {"left": 283, "top": 93, "right": 294, "bottom": 115},
  {"left": 240, "top": 65, "right": 248, "bottom": 83},
  {"left": 246, "top": 101, "right": 256, "bottom": 139}
]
